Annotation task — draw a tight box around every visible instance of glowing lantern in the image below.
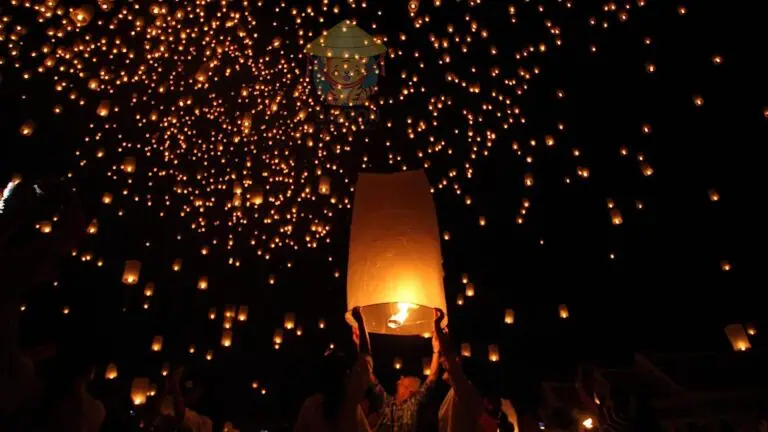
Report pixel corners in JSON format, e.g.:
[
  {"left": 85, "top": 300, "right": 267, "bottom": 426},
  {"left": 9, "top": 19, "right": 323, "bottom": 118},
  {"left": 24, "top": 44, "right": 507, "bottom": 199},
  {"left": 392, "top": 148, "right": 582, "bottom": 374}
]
[
  {"left": 151, "top": 336, "right": 163, "bottom": 352},
  {"left": 409, "top": 0, "right": 420, "bottom": 14},
  {"left": 20, "top": 120, "right": 35, "bottom": 137},
  {"left": 96, "top": 100, "right": 111, "bottom": 117},
  {"left": 122, "top": 157, "right": 136, "bottom": 174},
  {"left": 461, "top": 343, "right": 472, "bottom": 357},
  {"left": 318, "top": 318, "right": 326, "bottom": 329},
  {"left": 206, "top": 350, "right": 213, "bottom": 361},
  {"left": 746, "top": 323, "right": 757, "bottom": 336},
  {"left": 393, "top": 357, "right": 403, "bottom": 370},
  {"left": 221, "top": 330, "right": 233, "bottom": 347},
  {"left": 558, "top": 304, "right": 569, "bottom": 319},
  {"left": 143, "top": 283, "right": 154, "bottom": 297},
  {"left": 172, "top": 259, "right": 182, "bottom": 271},
  {"left": 488, "top": 345, "right": 500, "bottom": 362},
  {"left": 131, "top": 378, "right": 149, "bottom": 405},
  {"left": 724, "top": 324, "right": 751, "bottom": 351},
  {"left": 237, "top": 305, "right": 248, "bottom": 321},
  {"left": 610, "top": 208, "right": 623, "bottom": 225},
  {"left": 252, "top": 381, "right": 259, "bottom": 389},
  {"left": 273, "top": 329, "right": 284, "bottom": 344},
  {"left": 197, "top": 276, "right": 208, "bottom": 290},
  {"left": 524, "top": 173, "right": 534, "bottom": 187},
  {"left": 208, "top": 308, "right": 216, "bottom": 320},
  {"left": 284, "top": 312, "right": 296, "bottom": 329},
  {"left": 70, "top": 5, "right": 94, "bottom": 26},
  {"left": 461, "top": 273, "right": 469, "bottom": 284},
  {"left": 504, "top": 309, "right": 515, "bottom": 324},
  {"left": 38, "top": 221, "right": 53, "bottom": 234},
  {"left": 465, "top": 283, "right": 475, "bottom": 297},
  {"left": 105, "top": 362, "right": 118, "bottom": 380},
  {"left": 318, "top": 175, "right": 331, "bottom": 195},
  {"left": 122, "top": 260, "right": 141, "bottom": 285},
  {"left": 296, "top": 325, "right": 303, "bottom": 336},
  {"left": 456, "top": 294, "right": 464, "bottom": 306},
  {"left": 87, "top": 219, "right": 99, "bottom": 234},
  {"left": 708, "top": 189, "right": 720, "bottom": 202},
  {"left": 225, "top": 305, "right": 236, "bottom": 318},
  {"left": 422, "top": 357, "right": 431, "bottom": 376},
  {"left": 102, "top": 193, "right": 113, "bottom": 204},
  {"left": 250, "top": 187, "right": 264, "bottom": 205},
  {"left": 223, "top": 317, "right": 233, "bottom": 329},
  {"left": 346, "top": 171, "right": 448, "bottom": 336},
  {"left": 305, "top": 21, "right": 387, "bottom": 107},
  {"left": 720, "top": 260, "right": 731, "bottom": 272},
  {"left": 161, "top": 362, "right": 170, "bottom": 376},
  {"left": 189, "top": 345, "right": 196, "bottom": 354}
]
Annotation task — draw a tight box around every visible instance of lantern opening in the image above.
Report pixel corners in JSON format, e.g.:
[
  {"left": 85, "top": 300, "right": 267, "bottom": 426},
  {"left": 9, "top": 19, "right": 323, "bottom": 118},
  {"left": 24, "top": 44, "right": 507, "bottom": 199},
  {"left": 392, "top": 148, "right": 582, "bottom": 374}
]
[{"left": 387, "top": 303, "right": 417, "bottom": 329}]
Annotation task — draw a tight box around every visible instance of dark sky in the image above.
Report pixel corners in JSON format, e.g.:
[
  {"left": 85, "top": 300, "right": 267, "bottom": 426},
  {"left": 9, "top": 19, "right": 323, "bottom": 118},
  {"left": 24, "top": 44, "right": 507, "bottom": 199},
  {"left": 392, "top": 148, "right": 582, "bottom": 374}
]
[{"left": 1, "top": 0, "right": 766, "bottom": 428}]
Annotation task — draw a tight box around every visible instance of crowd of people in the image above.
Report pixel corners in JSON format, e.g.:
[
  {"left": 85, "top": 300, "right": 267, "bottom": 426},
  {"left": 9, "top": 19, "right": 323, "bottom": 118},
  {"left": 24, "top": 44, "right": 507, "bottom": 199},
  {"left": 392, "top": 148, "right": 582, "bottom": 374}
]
[{"left": 295, "top": 307, "right": 515, "bottom": 432}]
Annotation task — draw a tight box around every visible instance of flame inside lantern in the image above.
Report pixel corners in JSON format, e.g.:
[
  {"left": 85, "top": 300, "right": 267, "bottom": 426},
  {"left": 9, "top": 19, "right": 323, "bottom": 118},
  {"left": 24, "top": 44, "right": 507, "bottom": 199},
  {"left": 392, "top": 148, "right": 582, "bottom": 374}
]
[{"left": 387, "top": 303, "right": 418, "bottom": 329}]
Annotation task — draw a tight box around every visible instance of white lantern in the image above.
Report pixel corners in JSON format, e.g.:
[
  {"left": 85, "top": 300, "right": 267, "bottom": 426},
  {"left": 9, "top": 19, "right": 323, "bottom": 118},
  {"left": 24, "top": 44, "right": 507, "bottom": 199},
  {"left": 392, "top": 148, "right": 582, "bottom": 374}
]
[
  {"left": 346, "top": 171, "right": 448, "bottom": 336},
  {"left": 131, "top": 378, "right": 149, "bottom": 405},
  {"left": 105, "top": 362, "right": 118, "bottom": 379}
]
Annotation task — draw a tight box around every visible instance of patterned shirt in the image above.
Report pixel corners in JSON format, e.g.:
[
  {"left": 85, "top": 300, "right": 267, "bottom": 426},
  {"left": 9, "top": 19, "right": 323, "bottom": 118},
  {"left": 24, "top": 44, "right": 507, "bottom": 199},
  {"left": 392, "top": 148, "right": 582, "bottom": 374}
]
[{"left": 372, "top": 380, "right": 432, "bottom": 432}]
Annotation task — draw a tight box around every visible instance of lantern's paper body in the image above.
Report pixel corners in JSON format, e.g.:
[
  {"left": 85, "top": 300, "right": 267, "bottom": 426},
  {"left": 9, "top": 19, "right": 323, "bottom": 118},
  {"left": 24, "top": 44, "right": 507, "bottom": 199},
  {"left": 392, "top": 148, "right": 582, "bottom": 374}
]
[
  {"left": 305, "top": 21, "right": 386, "bottom": 107},
  {"left": 346, "top": 170, "right": 447, "bottom": 335}
]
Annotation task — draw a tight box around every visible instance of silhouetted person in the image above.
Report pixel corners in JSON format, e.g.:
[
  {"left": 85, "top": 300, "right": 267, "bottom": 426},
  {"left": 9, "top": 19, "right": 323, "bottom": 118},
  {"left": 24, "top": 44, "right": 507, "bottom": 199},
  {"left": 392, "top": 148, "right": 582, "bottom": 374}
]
[{"left": 47, "top": 357, "right": 105, "bottom": 432}]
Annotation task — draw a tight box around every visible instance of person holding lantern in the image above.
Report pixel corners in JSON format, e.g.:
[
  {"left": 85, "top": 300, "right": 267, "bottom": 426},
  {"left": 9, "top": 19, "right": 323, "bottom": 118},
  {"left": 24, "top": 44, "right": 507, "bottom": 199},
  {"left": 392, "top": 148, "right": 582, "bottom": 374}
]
[{"left": 352, "top": 308, "right": 441, "bottom": 432}]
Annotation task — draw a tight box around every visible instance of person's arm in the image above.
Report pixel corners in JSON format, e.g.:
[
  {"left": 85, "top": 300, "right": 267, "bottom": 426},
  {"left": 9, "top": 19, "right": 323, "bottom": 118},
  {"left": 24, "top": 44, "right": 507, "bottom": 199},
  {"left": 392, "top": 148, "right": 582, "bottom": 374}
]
[
  {"left": 434, "top": 308, "right": 485, "bottom": 423},
  {"left": 351, "top": 307, "right": 371, "bottom": 356},
  {"left": 424, "top": 332, "right": 441, "bottom": 387}
]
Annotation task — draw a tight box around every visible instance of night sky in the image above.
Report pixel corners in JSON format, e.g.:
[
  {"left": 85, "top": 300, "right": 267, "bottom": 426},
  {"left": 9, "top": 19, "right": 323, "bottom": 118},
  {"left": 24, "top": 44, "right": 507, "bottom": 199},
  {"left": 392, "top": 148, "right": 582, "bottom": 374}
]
[{"left": 1, "top": 0, "right": 766, "bottom": 429}]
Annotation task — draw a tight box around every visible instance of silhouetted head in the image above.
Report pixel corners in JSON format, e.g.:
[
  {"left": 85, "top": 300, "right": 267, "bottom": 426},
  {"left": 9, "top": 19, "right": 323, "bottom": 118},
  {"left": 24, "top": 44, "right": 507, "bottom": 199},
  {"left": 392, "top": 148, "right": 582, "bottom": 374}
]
[{"left": 395, "top": 376, "right": 421, "bottom": 402}]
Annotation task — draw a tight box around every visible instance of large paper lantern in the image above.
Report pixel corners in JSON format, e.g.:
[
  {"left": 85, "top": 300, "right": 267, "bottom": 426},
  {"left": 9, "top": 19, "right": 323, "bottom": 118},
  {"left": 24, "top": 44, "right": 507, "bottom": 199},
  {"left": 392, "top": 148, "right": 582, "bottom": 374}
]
[
  {"left": 305, "top": 21, "right": 386, "bottom": 107},
  {"left": 346, "top": 170, "right": 448, "bottom": 336}
]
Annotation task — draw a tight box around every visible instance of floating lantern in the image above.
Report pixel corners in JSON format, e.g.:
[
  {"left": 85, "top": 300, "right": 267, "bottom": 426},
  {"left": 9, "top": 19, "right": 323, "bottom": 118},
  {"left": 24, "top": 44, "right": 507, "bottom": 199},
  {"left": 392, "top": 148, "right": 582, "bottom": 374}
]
[
  {"left": 197, "top": 276, "right": 208, "bottom": 290},
  {"left": 720, "top": 260, "right": 731, "bottom": 272},
  {"left": 296, "top": 325, "right": 303, "bottom": 336},
  {"left": 221, "top": 330, "right": 233, "bottom": 347},
  {"left": 284, "top": 312, "right": 296, "bottom": 329},
  {"left": 746, "top": 323, "right": 757, "bottom": 336},
  {"left": 189, "top": 345, "right": 196, "bottom": 354},
  {"left": 102, "top": 193, "right": 113, "bottom": 204},
  {"left": 105, "top": 362, "right": 118, "bottom": 380},
  {"left": 346, "top": 171, "right": 448, "bottom": 336},
  {"left": 151, "top": 336, "right": 163, "bottom": 352},
  {"left": 38, "top": 221, "right": 53, "bottom": 234},
  {"left": 724, "top": 324, "right": 751, "bottom": 351},
  {"left": 488, "top": 344, "right": 500, "bottom": 362},
  {"left": 504, "top": 309, "right": 515, "bottom": 324},
  {"left": 206, "top": 350, "right": 213, "bottom": 360},
  {"left": 708, "top": 189, "right": 720, "bottom": 202},
  {"left": 208, "top": 308, "right": 216, "bottom": 320},
  {"left": 465, "top": 283, "right": 475, "bottom": 297},
  {"left": 558, "top": 304, "right": 569, "bottom": 319},
  {"left": 96, "top": 100, "right": 111, "bottom": 117},
  {"left": 143, "top": 283, "right": 154, "bottom": 297},
  {"left": 87, "top": 219, "right": 99, "bottom": 234},
  {"left": 394, "top": 357, "right": 403, "bottom": 370},
  {"left": 161, "top": 362, "right": 170, "bottom": 376},
  {"left": 122, "top": 260, "right": 141, "bottom": 285},
  {"left": 252, "top": 381, "right": 259, "bottom": 389},
  {"left": 225, "top": 305, "right": 236, "bottom": 318},
  {"left": 305, "top": 21, "right": 386, "bottom": 107},
  {"left": 172, "top": 258, "right": 182, "bottom": 271},
  {"left": 273, "top": 329, "right": 284, "bottom": 344},
  {"left": 610, "top": 208, "right": 623, "bottom": 225},
  {"left": 422, "top": 357, "right": 431, "bottom": 376},
  {"left": 461, "top": 273, "right": 469, "bottom": 284},
  {"left": 409, "top": 0, "right": 420, "bottom": 14},
  {"left": 20, "top": 120, "right": 35, "bottom": 137},
  {"left": 122, "top": 156, "right": 136, "bottom": 174},
  {"left": 318, "top": 318, "right": 326, "bottom": 329},
  {"left": 131, "top": 378, "right": 149, "bottom": 405},
  {"left": 524, "top": 173, "right": 534, "bottom": 187},
  {"left": 461, "top": 343, "right": 472, "bottom": 357},
  {"left": 223, "top": 317, "right": 233, "bottom": 329},
  {"left": 456, "top": 293, "right": 464, "bottom": 306},
  {"left": 237, "top": 305, "right": 248, "bottom": 321},
  {"left": 318, "top": 175, "right": 331, "bottom": 195}
]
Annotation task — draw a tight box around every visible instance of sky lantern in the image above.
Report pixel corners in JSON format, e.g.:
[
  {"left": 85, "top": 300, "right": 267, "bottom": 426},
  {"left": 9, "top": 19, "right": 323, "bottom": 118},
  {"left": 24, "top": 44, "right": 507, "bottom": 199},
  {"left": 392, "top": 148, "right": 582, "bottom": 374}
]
[
  {"left": 559, "top": 304, "right": 569, "bottom": 319},
  {"left": 237, "top": 305, "right": 248, "bottom": 321},
  {"left": 172, "top": 258, "right": 182, "bottom": 271},
  {"left": 284, "top": 312, "right": 296, "bottom": 329},
  {"left": 70, "top": 5, "right": 94, "bottom": 27},
  {"left": 122, "top": 157, "right": 136, "bottom": 174},
  {"left": 346, "top": 170, "right": 448, "bottom": 336},
  {"left": 197, "top": 276, "right": 208, "bottom": 290},
  {"left": 305, "top": 21, "right": 386, "bottom": 107},
  {"left": 461, "top": 343, "right": 472, "bottom": 357},
  {"left": 105, "top": 362, "right": 118, "bottom": 380},
  {"left": 504, "top": 309, "right": 515, "bottom": 324},
  {"left": 724, "top": 324, "right": 751, "bottom": 351},
  {"left": 86, "top": 219, "right": 99, "bottom": 234},
  {"left": 151, "top": 336, "right": 163, "bottom": 352},
  {"left": 96, "top": 100, "right": 111, "bottom": 117},
  {"left": 318, "top": 175, "right": 331, "bottom": 195},
  {"left": 488, "top": 344, "right": 500, "bottom": 362},
  {"left": 131, "top": 378, "right": 149, "bottom": 405},
  {"left": 221, "top": 330, "right": 233, "bottom": 347},
  {"left": 122, "top": 260, "right": 141, "bottom": 285},
  {"left": 393, "top": 357, "right": 403, "bottom": 370}
]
